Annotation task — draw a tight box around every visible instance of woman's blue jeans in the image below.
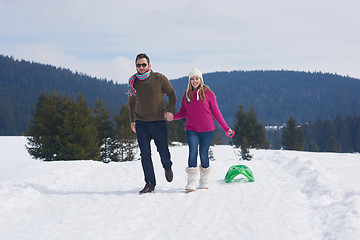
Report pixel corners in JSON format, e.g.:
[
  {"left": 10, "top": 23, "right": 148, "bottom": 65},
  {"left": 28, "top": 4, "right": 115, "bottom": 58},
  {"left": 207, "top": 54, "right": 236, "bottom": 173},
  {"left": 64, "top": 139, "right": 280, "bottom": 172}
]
[
  {"left": 135, "top": 120, "right": 172, "bottom": 186},
  {"left": 186, "top": 130, "right": 215, "bottom": 168}
]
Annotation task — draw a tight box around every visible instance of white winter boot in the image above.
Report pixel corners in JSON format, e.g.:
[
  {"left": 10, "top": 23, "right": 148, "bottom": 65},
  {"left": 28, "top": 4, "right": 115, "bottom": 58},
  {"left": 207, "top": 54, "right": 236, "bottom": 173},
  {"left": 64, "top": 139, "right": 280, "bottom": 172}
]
[
  {"left": 185, "top": 167, "right": 198, "bottom": 192},
  {"left": 199, "top": 166, "right": 211, "bottom": 189}
]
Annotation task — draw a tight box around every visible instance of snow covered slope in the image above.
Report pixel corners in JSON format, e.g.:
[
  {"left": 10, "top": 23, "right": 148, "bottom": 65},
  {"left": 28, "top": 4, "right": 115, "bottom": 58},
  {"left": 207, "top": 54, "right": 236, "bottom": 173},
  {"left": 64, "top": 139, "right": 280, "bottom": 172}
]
[{"left": 1, "top": 137, "right": 359, "bottom": 240}]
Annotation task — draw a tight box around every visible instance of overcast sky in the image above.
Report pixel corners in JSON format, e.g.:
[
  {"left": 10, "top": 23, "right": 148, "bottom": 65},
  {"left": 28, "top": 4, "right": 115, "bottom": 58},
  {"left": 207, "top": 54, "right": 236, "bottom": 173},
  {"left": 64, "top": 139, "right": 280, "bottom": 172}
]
[{"left": 1, "top": 0, "right": 359, "bottom": 84}]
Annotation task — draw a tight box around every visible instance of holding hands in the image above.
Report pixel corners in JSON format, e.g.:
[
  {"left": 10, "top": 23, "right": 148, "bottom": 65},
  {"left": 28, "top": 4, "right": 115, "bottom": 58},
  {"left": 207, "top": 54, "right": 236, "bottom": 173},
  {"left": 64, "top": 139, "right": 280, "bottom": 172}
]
[{"left": 164, "top": 112, "right": 174, "bottom": 121}]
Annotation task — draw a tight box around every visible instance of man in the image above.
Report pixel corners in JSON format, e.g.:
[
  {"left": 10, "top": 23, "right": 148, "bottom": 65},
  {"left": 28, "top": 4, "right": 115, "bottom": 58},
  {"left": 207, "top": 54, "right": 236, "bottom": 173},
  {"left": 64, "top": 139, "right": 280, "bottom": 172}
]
[{"left": 128, "top": 53, "right": 176, "bottom": 194}]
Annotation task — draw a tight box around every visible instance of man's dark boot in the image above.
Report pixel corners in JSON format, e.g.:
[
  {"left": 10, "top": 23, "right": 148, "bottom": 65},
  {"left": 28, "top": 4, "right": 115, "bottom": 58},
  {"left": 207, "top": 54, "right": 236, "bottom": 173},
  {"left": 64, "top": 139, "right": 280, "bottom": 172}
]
[
  {"left": 165, "top": 167, "right": 173, "bottom": 182},
  {"left": 139, "top": 183, "right": 155, "bottom": 194}
]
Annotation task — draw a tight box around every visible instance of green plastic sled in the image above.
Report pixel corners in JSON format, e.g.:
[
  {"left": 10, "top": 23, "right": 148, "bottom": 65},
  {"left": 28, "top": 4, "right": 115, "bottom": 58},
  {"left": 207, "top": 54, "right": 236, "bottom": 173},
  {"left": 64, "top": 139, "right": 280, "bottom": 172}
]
[{"left": 224, "top": 165, "right": 255, "bottom": 183}]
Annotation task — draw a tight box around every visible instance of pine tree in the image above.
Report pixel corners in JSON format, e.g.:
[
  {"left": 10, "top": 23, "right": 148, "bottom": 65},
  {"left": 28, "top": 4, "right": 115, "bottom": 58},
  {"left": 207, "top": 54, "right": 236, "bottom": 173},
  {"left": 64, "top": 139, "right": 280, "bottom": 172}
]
[
  {"left": 302, "top": 114, "right": 360, "bottom": 153},
  {"left": 26, "top": 93, "right": 100, "bottom": 160},
  {"left": 209, "top": 147, "right": 215, "bottom": 161},
  {"left": 93, "top": 99, "right": 114, "bottom": 142},
  {"left": 233, "top": 105, "right": 246, "bottom": 148},
  {"left": 355, "top": 119, "right": 360, "bottom": 152},
  {"left": 233, "top": 105, "right": 269, "bottom": 155},
  {"left": 92, "top": 99, "right": 114, "bottom": 162},
  {"left": 345, "top": 114, "right": 357, "bottom": 152},
  {"left": 281, "top": 116, "right": 304, "bottom": 151},
  {"left": 333, "top": 115, "right": 352, "bottom": 152},
  {"left": 302, "top": 122, "right": 314, "bottom": 151},
  {"left": 113, "top": 105, "right": 138, "bottom": 161},
  {"left": 325, "top": 136, "right": 339, "bottom": 152},
  {"left": 26, "top": 93, "right": 69, "bottom": 160},
  {"left": 55, "top": 94, "right": 100, "bottom": 160},
  {"left": 308, "top": 141, "right": 319, "bottom": 152},
  {"left": 270, "top": 128, "right": 282, "bottom": 149},
  {"left": 233, "top": 105, "right": 268, "bottom": 161},
  {"left": 239, "top": 137, "right": 252, "bottom": 160},
  {"left": 322, "top": 120, "right": 337, "bottom": 151},
  {"left": 245, "top": 106, "right": 268, "bottom": 149},
  {"left": 312, "top": 118, "right": 325, "bottom": 151},
  {"left": 233, "top": 105, "right": 251, "bottom": 160}
]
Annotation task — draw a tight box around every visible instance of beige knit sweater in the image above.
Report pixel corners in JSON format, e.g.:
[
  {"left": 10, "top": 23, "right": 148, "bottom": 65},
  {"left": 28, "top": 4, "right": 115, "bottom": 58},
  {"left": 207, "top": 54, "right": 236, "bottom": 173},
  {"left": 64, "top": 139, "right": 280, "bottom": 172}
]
[{"left": 128, "top": 72, "right": 176, "bottom": 122}]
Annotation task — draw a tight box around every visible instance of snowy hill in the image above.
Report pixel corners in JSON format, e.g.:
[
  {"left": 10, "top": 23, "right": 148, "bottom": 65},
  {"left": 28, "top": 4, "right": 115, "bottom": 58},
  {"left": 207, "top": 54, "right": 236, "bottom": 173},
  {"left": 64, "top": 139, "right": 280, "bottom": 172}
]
[{"left": 1, "top": 136, "right": 360, "bottom": 240}]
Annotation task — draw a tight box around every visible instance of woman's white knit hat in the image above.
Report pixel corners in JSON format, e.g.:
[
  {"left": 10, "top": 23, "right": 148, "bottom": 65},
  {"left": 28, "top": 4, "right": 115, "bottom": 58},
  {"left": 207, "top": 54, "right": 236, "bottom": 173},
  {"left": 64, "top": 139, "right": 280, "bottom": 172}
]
[
  {"left": 187, "top": 67, "right": 203, "bottom": 102},
  {"left": 189, "top": 67, "right": 203, "bottom": 81}
]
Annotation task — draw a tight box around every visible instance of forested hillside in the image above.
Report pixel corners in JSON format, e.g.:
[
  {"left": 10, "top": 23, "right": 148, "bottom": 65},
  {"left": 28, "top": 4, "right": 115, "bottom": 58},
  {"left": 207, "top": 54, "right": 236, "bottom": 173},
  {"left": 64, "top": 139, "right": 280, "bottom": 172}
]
[
  {"left": 0, "top": 55, "right": 128, "bottom": 135},
  {"left": 1, "top": 54, "right": 360, "bottom": 136},
  {"left": 170, "top": 70, "right": 360, "bottom": 127}
]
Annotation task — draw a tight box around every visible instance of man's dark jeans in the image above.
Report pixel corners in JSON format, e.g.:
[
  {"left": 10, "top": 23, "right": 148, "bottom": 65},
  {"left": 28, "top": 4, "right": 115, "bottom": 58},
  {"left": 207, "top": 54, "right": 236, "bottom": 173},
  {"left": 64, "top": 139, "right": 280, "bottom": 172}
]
[{"left": 135, "top": 120, "right": 172, "bottom": 186}]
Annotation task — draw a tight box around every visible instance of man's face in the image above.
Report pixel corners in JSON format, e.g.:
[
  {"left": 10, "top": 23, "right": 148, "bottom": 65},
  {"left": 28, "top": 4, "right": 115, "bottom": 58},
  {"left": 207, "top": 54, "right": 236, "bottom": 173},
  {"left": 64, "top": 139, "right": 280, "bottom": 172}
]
[{"left": 136, "top": 58, "right": 151, "bottom": 75}]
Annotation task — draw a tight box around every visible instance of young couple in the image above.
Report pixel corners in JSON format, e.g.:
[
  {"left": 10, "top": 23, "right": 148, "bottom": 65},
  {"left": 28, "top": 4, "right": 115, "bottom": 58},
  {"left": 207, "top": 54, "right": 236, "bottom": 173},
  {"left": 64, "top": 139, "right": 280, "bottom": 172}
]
[{"left": 128, "top": 53, "right": 234, "bottom": 194}]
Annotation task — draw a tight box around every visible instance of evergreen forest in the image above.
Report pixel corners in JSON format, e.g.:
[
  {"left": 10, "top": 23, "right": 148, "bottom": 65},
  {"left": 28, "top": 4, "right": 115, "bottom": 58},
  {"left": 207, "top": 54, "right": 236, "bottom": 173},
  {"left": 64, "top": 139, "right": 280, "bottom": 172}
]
[
  {"left": 1, "top": 54, "right": 360, "bottom": 153},
  {"left": 0, "top": 55, "right": 128, "bottom": 135},
  {"left": 170, "top": 70, "right": 360, "bottom": 127}
]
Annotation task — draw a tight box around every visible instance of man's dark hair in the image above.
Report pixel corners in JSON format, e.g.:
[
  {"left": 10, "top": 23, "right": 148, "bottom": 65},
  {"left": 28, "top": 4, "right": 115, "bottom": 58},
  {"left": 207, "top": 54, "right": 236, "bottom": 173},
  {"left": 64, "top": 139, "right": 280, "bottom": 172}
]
[{"left": 136, "top": 53, "right": 150, "bottom": 64}]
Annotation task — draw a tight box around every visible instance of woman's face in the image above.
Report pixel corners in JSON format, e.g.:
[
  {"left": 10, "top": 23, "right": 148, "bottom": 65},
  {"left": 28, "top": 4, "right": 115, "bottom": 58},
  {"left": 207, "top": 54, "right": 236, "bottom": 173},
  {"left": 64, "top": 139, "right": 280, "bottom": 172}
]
[{"left": 190, "top": 76, "right": 201, "bottom": 89}]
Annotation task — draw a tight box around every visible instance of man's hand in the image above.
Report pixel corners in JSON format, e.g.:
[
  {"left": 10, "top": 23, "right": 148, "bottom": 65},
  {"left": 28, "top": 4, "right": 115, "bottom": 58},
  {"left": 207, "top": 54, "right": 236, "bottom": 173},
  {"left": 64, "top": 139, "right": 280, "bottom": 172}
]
[
  {"left": 164, "top": 112, "right": 174, "bottom": 121},
  {"left": 131, "top": 122, "right": 136, "bottom": 133}
]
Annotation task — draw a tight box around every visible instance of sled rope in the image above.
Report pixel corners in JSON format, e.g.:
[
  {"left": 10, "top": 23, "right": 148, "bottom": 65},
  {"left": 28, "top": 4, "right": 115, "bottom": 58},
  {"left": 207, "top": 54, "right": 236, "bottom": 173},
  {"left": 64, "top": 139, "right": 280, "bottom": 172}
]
[{"left": 230, "top": 138, "right": 241, "bottom": 164}]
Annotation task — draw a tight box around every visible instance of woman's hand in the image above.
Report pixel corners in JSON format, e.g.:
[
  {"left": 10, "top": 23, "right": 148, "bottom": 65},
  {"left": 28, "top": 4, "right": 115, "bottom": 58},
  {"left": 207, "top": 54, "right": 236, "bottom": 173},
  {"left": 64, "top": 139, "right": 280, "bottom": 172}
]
[{"left": 226, "top": 129, "right": 235, "bottom": 137}]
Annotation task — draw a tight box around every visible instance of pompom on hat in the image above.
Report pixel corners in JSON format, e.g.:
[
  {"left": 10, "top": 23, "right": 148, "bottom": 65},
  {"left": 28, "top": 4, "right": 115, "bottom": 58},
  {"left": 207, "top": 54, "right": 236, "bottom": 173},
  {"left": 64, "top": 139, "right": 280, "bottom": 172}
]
[{"left": 189, "top": 67, "right": 203, "bottom": 81}]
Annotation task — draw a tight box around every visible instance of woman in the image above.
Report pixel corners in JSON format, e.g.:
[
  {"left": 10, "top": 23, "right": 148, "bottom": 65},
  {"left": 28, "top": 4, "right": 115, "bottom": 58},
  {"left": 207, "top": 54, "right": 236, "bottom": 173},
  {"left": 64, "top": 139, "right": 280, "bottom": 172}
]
[{"left": 168, "top": 67, "right": 234, "bottom": 192}]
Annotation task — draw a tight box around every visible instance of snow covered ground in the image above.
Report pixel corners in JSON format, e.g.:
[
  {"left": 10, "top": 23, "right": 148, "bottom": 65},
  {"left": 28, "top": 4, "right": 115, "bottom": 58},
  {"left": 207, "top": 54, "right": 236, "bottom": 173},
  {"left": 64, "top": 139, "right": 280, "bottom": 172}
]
[{"left": 1, "top": 136, "right": 360, "bottom": 240}]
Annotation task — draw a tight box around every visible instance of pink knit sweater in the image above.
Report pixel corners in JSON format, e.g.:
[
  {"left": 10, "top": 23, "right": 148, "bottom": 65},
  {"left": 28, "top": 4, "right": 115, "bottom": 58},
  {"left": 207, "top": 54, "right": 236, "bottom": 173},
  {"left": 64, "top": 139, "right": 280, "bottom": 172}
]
[{"left": 173, "top": 90, "right": 230, "bottom": 133}]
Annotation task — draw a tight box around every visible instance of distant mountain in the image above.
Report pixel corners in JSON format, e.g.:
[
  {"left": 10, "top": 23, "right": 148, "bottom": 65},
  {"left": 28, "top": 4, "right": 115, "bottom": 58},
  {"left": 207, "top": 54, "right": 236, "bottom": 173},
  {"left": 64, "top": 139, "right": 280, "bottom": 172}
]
[
  {"left": 1, "top": 54, "right": 360, "bottom": 135},
  {"left": 0, "top": 55, "right": 128, "bottom": 135},
  {"left": 170, "top": 70, "right": 360, "bottom": 127}
]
